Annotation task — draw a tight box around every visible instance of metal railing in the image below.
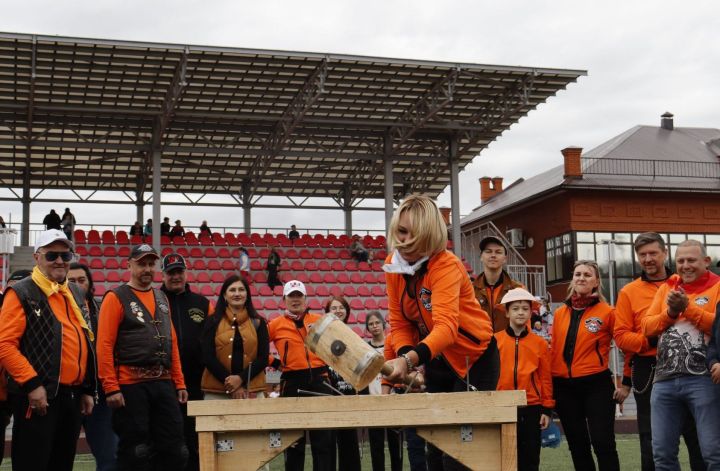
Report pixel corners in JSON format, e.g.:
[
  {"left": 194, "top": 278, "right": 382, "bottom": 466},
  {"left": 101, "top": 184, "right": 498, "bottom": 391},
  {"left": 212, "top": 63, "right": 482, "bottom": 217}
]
[
  {"left": 582, "top": 157, "right": 720, "bottom": 179},
  {"left": 507, "top": 264, "right": 547, "bottom": 298}
]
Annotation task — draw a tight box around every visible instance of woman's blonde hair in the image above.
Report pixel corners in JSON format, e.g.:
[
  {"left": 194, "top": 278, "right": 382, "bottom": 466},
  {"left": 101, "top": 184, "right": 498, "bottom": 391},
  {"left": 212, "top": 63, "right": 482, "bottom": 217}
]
[
  {"left": 388, "top": 194, "right": 448, "bottom": 257},
  {"left": 565, "top": 260, "right": 607, "bottom": 302}
]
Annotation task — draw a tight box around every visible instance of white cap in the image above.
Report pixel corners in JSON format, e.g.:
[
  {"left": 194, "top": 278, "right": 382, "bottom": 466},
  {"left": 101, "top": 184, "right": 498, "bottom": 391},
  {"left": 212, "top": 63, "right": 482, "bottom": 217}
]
[
  {"left": 499, "top": 288, "right": 536, "bottom": 305},
  {"left": 283, "top": 280, "right": 307, "bottom": 297},
  {"left": 34, "top": 229, "right": 74, "bottom": 253}
]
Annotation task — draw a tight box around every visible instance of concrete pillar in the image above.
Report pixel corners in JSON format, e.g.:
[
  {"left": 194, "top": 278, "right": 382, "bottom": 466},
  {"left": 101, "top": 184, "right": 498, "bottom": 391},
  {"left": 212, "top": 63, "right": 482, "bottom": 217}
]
[
  {"left": 343, "top": 182, "right": 352, "bottom": 236},
  {"left": 449, "top": 136, "right": 461, "bottom": 259},
  {"left": 242, "top": 180, "right": 251, "bottom": 235},
  {"left": 151, "top": 150, "right": 162, "bottom": 252},
  {"left": 21, "top": 168, "right": 30, "bottom": 246},
  {"left": 383, "top": 132, "right": 394, "bottom": 233}
]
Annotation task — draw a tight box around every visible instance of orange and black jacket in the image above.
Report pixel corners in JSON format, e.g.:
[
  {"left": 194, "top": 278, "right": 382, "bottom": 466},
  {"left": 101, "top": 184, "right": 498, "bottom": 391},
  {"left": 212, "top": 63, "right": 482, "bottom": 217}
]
[
  {"left": 267, "top": 312, "right": 327, "bottom": 381},
  {"left": 386, "top": 250, "right": 493, "bottom": 378},
  {"left": 496, "top": 327, "right": 554, "bottom": 412},
  {"left": 550, "top": 299, "right": 615, "bottom": 379},
  {"left": 473, "top": 271, "right": 524, "bottom": 333},
  {"left": 0, "top": 279, "right": 96, "bottom": 398}
]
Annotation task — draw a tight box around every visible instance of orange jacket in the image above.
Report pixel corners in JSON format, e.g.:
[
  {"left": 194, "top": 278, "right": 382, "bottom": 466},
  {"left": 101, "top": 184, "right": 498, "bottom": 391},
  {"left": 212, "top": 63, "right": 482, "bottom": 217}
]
[
  {"left": 97, "top": 289, "right": 186, "bottom": 395},
  {"left": 473, "top": 272, "right": 524, "bottom": 333},
  {"left": 386, "top": 250, "right": 493, "bottom": 378},
  {"left": 550, "top": 301, "right": 615, "bottom": 379},
  {"left": 641, "top": 273, "right": 718, "bottom": 338},
  {"left": 0, "top": 289, "right": 89, "bottom": 389},
  {"left": 615, "top": 276, "right": 666, "bottom": 358},
  {"left": 496, "top": 328, "right": 554, "bottom": 410},
  {"left": 267, "top": 313, "right": 326, "bottom": 372}
]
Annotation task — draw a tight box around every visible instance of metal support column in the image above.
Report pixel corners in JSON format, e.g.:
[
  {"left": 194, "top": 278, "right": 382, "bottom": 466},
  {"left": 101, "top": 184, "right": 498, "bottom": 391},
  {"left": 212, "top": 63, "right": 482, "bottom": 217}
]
[
  {"left": 21, "top": 169, "right": 31, "bottom": 246},
  {"left": 449, "top": 136, "right": 462, "bottom": 259},
  {"left": 135, "top": 190, "right": 144, "bottom": 225},
  {"left": 242, "top": 180, "right": 252, "bottom": 235},
  {"left": 383, "top": 132, "right": 394, "bottom": 233},
  {"left": 343, "top": 182, "right": 353, "bottom": 236},
  {"left": 151, "top": 150, "right": 162, "bottom": 252}
]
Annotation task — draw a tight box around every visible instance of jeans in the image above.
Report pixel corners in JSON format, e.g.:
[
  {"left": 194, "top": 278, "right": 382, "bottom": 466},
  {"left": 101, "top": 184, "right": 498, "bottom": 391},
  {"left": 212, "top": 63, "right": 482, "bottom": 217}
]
[
  {"left": 632, "top": 355, "right": 705, "bottom": 471},
  {"left": 651, "top": 375, "right": 720, "bottom": 470},
  {"left": 84, "top": 401, "right": 119, "bottom": 471},
  {"left": 405, "top": 428, "right": 427, "bottom": 471}
]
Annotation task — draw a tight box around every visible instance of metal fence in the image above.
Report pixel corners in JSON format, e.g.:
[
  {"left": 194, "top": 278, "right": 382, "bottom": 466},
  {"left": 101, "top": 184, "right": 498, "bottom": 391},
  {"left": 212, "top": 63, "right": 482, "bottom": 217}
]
[{"left": 582, "top": 157, "right": 720, "bottom": 179}]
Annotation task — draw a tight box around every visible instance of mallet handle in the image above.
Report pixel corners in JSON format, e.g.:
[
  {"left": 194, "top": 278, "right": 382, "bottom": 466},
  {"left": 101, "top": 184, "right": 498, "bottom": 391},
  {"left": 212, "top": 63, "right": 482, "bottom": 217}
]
[{"left": 380, "top": 364, "right": 422, "bottom": 386}]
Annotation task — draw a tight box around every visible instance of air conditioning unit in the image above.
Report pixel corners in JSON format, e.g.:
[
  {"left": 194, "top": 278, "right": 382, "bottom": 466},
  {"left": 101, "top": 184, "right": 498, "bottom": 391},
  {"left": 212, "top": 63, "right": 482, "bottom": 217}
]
[{"left": 506, "top": 228, "right": 524, "bottom": 248}]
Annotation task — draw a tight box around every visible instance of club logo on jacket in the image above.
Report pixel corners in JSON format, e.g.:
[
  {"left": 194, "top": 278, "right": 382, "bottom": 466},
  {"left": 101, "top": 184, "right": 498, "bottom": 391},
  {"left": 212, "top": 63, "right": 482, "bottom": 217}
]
[
  {"left": 584, "top": 317, "right": 603, "bottom": 333},
  {"left": 188, "top": 307, "right": 205, "bottom": 323},
  {"left": 695, "top": 296, "right": 709, "bottom": 306},
  {"left": 130, "top": 301, "right": 145, "bottom": 323},
  {"left": 420, "top": 287, "right": 432, "bottom": 311}
]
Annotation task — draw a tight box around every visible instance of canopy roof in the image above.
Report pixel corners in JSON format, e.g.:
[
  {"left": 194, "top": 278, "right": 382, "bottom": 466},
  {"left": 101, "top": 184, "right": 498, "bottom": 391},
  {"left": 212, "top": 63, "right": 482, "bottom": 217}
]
[{"left": 0, "top": 32, "right": 585, "bottom": 206}]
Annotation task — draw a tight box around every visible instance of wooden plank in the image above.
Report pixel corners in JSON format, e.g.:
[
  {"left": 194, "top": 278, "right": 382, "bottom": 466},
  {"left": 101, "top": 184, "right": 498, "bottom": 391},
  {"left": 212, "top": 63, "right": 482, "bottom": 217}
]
[
  {"left": 500, "top": 423, "right": 517, "bottom": 471},
  {"left": 198, "top": 432, "right": 217, "bottom": 471},
  {"left": 188, "top": 391, "right": 526, "bottom": 417},
  {"left": 214, "top": 430, "right": 303, "bottom": 471},
  {"left": 195, "top": 405, "right": 518, "bottom": 432},
  {"left": 416, "top": 424, "right": 501, "bottom": 471}
]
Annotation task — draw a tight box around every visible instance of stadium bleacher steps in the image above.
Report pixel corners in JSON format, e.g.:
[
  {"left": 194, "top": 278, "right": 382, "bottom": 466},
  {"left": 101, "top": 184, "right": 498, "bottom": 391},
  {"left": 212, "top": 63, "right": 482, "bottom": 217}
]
[{"left": 9, "top": 246, "right": 34, "bottom": 273}]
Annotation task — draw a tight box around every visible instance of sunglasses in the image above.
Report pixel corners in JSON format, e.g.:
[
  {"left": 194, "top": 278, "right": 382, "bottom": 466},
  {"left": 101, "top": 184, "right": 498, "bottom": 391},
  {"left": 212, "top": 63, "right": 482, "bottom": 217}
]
[{"left": 40, "top": 251, "right": 74, "bottom": 262}]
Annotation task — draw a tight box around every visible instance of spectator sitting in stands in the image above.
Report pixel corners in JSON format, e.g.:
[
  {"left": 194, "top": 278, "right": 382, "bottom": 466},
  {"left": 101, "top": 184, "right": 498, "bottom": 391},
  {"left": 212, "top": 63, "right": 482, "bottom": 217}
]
[
  {"left": 143, "top": 219, "right": 153, "bottom": 237},
  {"left": 161, "top": 217, "right": 171, "bottom": 236},
  {"left": 288, "top": 225, "right": 300, "bottom": 240},
  {"left": 199, "top": 220, "right": 211, "bottom": 236},
  {"left": 171, "top": 220, "right": 185, "bottom": 237},
  {"left": 42, "top": 209, "right": 62, "bottom": 230},
  {"left": 350, "top": 235, "right": 369, "bottom": 263},
  {"left": 129, "top": 221, "right": 143, "bottom": 236}
]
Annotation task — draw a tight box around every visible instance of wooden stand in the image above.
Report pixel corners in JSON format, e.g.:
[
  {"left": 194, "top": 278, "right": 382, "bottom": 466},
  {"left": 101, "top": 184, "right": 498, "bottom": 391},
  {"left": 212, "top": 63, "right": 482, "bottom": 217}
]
[{"left": 188, "top": 390, "right": 525, "bottom": 471}]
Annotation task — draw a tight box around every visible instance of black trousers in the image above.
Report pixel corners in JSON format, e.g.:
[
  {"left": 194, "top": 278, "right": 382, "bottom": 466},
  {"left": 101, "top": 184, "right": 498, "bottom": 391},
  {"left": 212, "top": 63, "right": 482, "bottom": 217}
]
[
  {"left": 9, "top": 387, "right": 83, "bottom": 471},
  {"left": 368, "top": 427, "right": 403, "bottom": 471},
  {"left": 335, "top": 428, "right": 361, "bottom": 471},
  {"left": 281, "top": 375, "right": 335, "bottom": 471},
  {"left": 425, "top": 337, "right": 500, "bottom": 471},
  {"left": 631, "top": 355, "right": 706, "bottom": 471},
  {"left": 112, "top": 380, "right": 187, "bottom": 471},
  {"left": 553, "top": 370, "right": 619, "bottom": 471},
  {"left": 517, "top": 405, "right": 542, "bottom": 471}
]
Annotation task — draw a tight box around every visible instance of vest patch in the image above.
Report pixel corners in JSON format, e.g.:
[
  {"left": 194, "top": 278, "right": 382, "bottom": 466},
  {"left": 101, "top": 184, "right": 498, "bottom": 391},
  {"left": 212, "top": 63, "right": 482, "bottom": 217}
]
[
  {"left": 420, "top": 287, "right": 432, "bottom": 311},
  {"left": 584, "top": 317, "right": 603, "bottom": 333},
  {"left": 130, "top": 301, "right": 145, "bottom": 323},
  {"left": 188, "top": 307, "right": 205, "bottom": 323},
  {"left": 695, "top": 296, "right": 709, "bottom": 306}
]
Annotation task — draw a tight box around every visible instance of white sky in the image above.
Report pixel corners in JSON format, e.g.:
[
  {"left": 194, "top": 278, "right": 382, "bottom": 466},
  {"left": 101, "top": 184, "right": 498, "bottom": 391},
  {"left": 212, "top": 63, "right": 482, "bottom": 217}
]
[{"left": 3, "top": 0, "right": 720, "bottom": 236}]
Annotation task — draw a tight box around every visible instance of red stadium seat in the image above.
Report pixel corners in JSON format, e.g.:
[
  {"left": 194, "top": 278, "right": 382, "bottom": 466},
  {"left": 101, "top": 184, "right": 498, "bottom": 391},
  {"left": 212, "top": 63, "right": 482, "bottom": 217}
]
[
  {"left": 358, "top": 262, "right": 371, "bottom": 272},
  {"left": 186, "top": 272, "right": 196, "bottom": 282},
  {"left": 299, "top": 249, "right": 312, "bottom": 259},
  {"left": 252, "top": 298, "right": 263, "bottom": 310},
  {"left": 122, "top": 272, "right": 131, "bottom": 282},
  {"left": 305, "top": 285, "right": 315, "bottom": 296},
  {"left": 153, "top": 272, "right": 162, "bottom": 282},
  {"left": 221, "top": 260, "right": 235, "bottom": 271},
  {"left": 249, "top": 284, "right": 259, "bottom": 296},
  {"left": 215, "top": 285, "right": 222, "bottom": 296},
  {"left": 316, "top": 286, "right": 330, "bottom": 297},
  {"left": 323, "top": 273, "right": 336, "bottom": 284},
  {"left": 330, "top": 261, "right": 344, "bottom": 271},
  {"left": 308, "top": 299, "right": 322, "bottom": 310},
  {"left": 312, "top": 249, "right": 324, "bottom": 259},
  {"left": 73, "top": 230, "right": 86, "bottom": 244},
  {"left": 207, "top": 260, "right": 221, "bottom": 271},
  {"left": 258, "top": 248, "right": 270, "bottom": 259},
  {"left": 189, "top": 247, "right": 203, "bottom": 258},
  {"left": 196, "top": 272, "right": 210, "bottom": 283},
  {"left": 263, "top": 299, "right": 279, "bottom": 310},
  {"left": 330, "top": 286, "right": 342, "bottom": 297},
  {"left": 192, "top": 260, "right": 207, "bottom": 270},
  {"left": 309, "top": 273, "right": 323, "bottom": 284},
  {"left": 103, "top": 246, "right": 117, "bottom": 257},
  {"left": 284, "top": 249, "right": 298, "bottom": 259},
  {"left": 115, "top": 231, "right": 129, "bottom": 245},
  {"left": 172, "top": 236, "right": 186, "bottom": 246},
  {"left": 204, "top": 247, "right": 218, "bottom": 258},
  {"left": 238, "top": 233, "right": 252, "bottom": 245},
  {"left": 217, "top": 248, "right": 231, "bottom": 258},
  {"left": 199, "top": 236, "right": 213, "bottom": 246},
  {"left": 223, "top": 233, "right": 237, "bottom": 246},
  {"left": 343, "top": 286, "right": 357, "bottom": 297},
  {"left": 279, "top": 261, "right": 290, "bottom": 272},
  {"left": 212, "top": 233, "right": 226, "bottom": 245},
  {"left": 94, "top": 285, "right": 106, "bottom": 297},
  {"left": 371, "top": 261, "right": 383, "bottom": 271},
  {"left": 371, "top": 285, "right": 385, "bottom": 297},
  {"left": 338, "top": 249, "right": 351, "bottom": 259},
  {"left": 101, "top": 231, "right": 115, "bottom": 245},
  {"left": 273, "top": 286, "right": 283, "bottom": 296},
  {"left": 336, "top": 273, "right": 350, "bottom": 284},
  {"left": 317, "top": 260, "right": 331, "bottom": 271},
  {"left": 91, "top": 271, "right": 105, "bottom": 282},
  {"left": 345, "top": 261, "right": 358, "bottom": 271},
  {"left": 75, "top": 246, "right": 88, "bottom": 256},
  {"left": 210, "top": 272, "right": 224, "bottom": 283},
  {"left": 105, "top": 259, "right": 120, "bottom": 270},
  {"left": 295, "top": 273, "right": 310, "bottom": 283},
  {"left": 161, "top": 247, "right": 173, "bottom": 257},
  {"left": 200, "top": 285, "right": 214, "bottom": 297},
  {"left": 259, "top": 285, "right": 273, "bottom": 296},
  {"left": 363, "top": 273, "right": 378, "bottom": 284},
  {"left": 364, "top": 299, "right": 379, "bottom": 310},
  {"left": 89, "top": 246, "right": 102, "bottom": 257},
  {"left": 378, "top": 299, "right": 389, "bottom": 310},
  {"left": 304, "top": 261, "right": 317, "bottom": 271},
  {"left": 253, "top": 272, "right": 267, "bottom": 284},
  {"left": 250, "top": 260, "right": 263, "bottom": 271},
  {"left": 357, "top": 286, "right": 371, "bottom": 297},
  {"left": 325, "top": 250, "right": 338, "bottom": 259},
  {"left": 118, "top": 246, "right": 130, "bottom": 258},
  {"left": 350, "top": 273, "right": 363, "bottom": 284},
  {"left": 290, "top": 260, "right": 303, "bottom": 271},
  {"left": 356, "top": 311, "right": 367, "bottom": 324},
  {"left": 352, "top": 326, "right": 365, "bottom": 337},
  {"left": 87, "top": 230, "right": 100, "bottom": 244},
  {"left": 106, "top": 271, "right": 121, "bottom": 283},
  {"left": 90, "top": 259, "right": 103, "bottom": 270},
  {"left": 130, "top": 235, "right": 143, "bottom": 245}
]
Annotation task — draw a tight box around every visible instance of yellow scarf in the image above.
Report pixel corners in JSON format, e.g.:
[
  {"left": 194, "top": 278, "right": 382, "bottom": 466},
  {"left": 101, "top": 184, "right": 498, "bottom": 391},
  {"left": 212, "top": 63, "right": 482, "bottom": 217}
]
[{"left": 31, "top": 266, "right": 94, "bottom": 341}]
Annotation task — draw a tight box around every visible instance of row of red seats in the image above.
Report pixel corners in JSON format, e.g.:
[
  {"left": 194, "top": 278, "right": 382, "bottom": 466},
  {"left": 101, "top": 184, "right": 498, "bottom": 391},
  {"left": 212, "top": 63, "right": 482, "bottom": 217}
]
[{"left": 73, "top": 229, "right": 387, "bottom": 248}]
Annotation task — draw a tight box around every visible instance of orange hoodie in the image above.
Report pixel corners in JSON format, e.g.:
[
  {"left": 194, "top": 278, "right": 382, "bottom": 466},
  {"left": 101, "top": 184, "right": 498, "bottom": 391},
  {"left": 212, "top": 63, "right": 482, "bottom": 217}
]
[
  {"left": 550, "top": 301, "right": 615, "bottom": 379},
  {"left": 385, "top": 250, "right": 493, "bottom": 378},
  {"left": 496, "top": 328, "right": 554, "bottom": 410},
  {"left": 267, "top": 313, "right": 326, "bottom": 372}
]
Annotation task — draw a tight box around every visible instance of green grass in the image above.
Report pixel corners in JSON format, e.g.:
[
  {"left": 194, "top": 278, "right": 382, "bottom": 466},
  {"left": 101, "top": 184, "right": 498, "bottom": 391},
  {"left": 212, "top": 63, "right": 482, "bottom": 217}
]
[{"left": 0, "top": 434, "right": 692, "bottom": 470}]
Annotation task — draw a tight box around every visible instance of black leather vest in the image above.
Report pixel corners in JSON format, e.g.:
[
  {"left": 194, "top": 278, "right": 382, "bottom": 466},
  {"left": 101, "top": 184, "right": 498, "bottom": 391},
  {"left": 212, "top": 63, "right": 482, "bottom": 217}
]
[{"left": 112, "top": 285, "right": 172, "bottom": 368}]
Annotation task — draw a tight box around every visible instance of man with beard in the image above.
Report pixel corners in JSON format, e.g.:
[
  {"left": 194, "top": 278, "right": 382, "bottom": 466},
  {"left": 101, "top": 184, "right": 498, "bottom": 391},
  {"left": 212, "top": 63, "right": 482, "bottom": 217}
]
[
  {"left": 614, "top": 233, "right": 705, "bottom": 471},
  {"left": 160, "top": 253, "right": 212, "bottom": 471},
  {"left": 473, "top": 236, "right": 523, "bottom": 332},
  {"left": 642, "top": 239, "right": 720, "bottom": 469},
  {"left": 268, "top": 280, "right": 334, "bottom": 471},
  {"left": 97, "top": 244, "right": 188, "bottom": 471}
]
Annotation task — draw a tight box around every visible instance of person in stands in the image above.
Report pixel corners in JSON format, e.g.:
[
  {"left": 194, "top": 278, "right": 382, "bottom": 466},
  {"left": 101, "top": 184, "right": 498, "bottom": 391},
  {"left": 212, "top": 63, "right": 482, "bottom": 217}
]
[
  {"left": 201, "top": 275, "right": 268, "bottom": 401},
  {"left": 171, "top": 220, "right": 186, "bottom": 237},
  {"left": 42, "top": 209, "right": 62, "bottom": 230},
  {"left": 550, "top": 260, "right": 622, "bottom": 471},
  {"left": 160, "top": 217, "right": 171, "bottom": 237},
  {"left": 143, "top": 219, "right": 153, "bottom": 237},
  {"left": 268, "top": 280, "right": 334, "bottom": 471},
  {"left": 496, "top": 288, "right": 553, "bottom": 471},
  {"left": 288, "top": 225, "right": 300, "bottom": 241},
  {"left": 473, "top": 236, "right": 524, "bottom": 333},
  {"left": 61, "top": 208, "right": 76, "bottom": 241},
  {"left": 266, "top": 245, "right": 281, "bottom": 289},
  {"left": 129, "top": 221, "right": 143, "bottom": 236},
  {"left": 350, "top": 235, "right": 370, "bottom": 263},
  {"left": 199, "top": 220, "right": 211, "bottom": 236},
  {"left": 382, "top": 194, "right": 496, "bottom": 470}
]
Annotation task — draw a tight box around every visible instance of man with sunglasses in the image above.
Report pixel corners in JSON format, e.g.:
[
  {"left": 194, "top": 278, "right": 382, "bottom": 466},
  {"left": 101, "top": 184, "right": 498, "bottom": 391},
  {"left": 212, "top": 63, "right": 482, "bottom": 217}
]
[
  {"left": 97, "top": 244, "right": 188, "bottom": 471},
  {"left": 0, "top": 229, "right": 96, "bottom": 471}
]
